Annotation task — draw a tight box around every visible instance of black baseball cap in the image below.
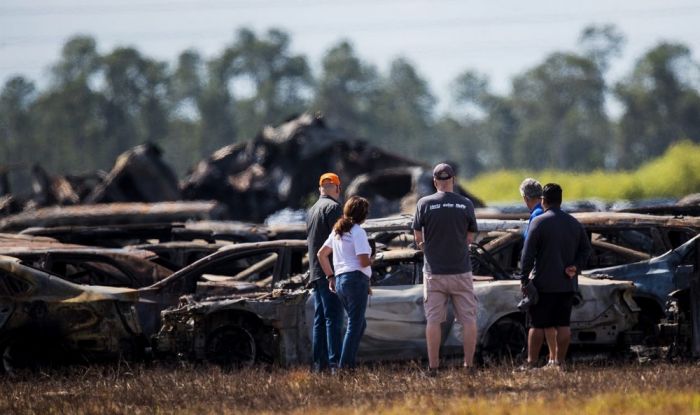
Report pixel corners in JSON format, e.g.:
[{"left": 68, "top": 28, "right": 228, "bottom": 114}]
[{"left": 433, "top": 163, "right": 455, "bottom": 180}]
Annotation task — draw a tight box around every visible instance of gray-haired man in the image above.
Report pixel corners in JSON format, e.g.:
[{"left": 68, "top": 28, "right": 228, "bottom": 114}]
[{"left": 519, "top": 178, "right": 543, "bottom": 239}]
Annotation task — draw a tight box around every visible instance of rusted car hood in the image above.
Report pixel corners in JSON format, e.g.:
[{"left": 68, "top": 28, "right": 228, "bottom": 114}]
[{"left": 0, "top": 255, "right": 140, "bottom": 303}]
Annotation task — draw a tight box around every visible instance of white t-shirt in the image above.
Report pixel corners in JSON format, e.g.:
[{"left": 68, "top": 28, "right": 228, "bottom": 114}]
[{"left": 323, "top": 224, "right": 372, "bottom": 278}]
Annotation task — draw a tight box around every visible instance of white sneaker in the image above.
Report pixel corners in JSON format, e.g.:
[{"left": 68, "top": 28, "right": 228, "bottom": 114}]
[{"left": 543, "top": 361, "right": 563, "bottom": 372}]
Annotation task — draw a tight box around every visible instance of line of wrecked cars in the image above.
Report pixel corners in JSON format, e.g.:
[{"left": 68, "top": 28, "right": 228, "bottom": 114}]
[{"left": 0, "top": 212, "right": 699, "bottom": 374}]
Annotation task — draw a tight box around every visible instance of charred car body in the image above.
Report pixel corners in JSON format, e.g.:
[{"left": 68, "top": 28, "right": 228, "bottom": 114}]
[
  {"left": 150, "top": 241, "right": 639, "bottom": 366},
  {"left": 477, "top": 216, "right": 700, "bottom": 344},
  {"left": 0, "top": 236, "right": 638, "bottom": 372},
  {"left": 591, "top": 234, "right": 700, "bottom": 349},
  {"left": 154, "top": 213, "right": 700, "bottom": 365},
  {"left": 4, "top": 213, "right": 696, "bottom": 370},
  {"left": 0, "top": 233, "right": 173, "bottom": 288},
  {"left": 0, "top": 256, "right": 145, "bottom": 373}
]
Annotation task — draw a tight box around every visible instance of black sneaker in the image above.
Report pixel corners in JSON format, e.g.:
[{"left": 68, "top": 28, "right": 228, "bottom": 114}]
[
  {"left": 424, "top": 367, "right": 439, "bottom": 378},
  {"left": 463, "top": 365, "right": 478, "bottom": 375}
]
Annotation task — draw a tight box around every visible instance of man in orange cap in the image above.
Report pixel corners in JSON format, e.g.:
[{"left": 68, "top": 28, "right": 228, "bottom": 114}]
[{"left": 307, "top": 172, "right": 343, "bottom": 373}]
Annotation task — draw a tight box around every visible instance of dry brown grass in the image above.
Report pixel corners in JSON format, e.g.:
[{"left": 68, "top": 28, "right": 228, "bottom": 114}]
[{"left": 1, "top": 361, "right": 699, "bottom": 414}]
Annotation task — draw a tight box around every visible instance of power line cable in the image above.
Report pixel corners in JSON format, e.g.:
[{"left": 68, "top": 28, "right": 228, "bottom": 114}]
[{"left": 2, "top": 4, "right": 700, "bottom": 48}]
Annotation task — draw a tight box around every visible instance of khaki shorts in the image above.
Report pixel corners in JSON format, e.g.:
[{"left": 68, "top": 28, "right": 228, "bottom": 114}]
[{"left": 423, "top": 272, "right": 477, "bottom": 325}]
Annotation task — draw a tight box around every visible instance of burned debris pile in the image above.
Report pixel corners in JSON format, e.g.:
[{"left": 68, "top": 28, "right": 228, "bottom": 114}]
[
  {"left": 86, "top": 143, "right": 181, "bottom": 204},
  {"left": 0, "top": 114, "right": 482, "bottom": 223},
  {"left": 0, "top": 143, "right": 180, "bottom": 218},
  {"left": 182, "top": 113, "right": 483, "bottom": 221}
]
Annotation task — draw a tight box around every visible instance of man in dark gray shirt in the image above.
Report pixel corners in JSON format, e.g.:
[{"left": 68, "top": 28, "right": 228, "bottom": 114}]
[
  {"left": 412, "top": 163, "right": 478, "bottom": 373},
  {"left": 307, "top": 172, "right": 343, "bottom": 372},
  {"left": 520, "top": 183, "right": 591, "bottom": 370}
]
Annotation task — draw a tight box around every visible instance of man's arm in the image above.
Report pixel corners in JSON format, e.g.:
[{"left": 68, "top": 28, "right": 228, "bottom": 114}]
[
  {"left": 325, "top": 204, "right": 342, "bottom": 232},
  {"left": 520, "top": 223, "right": 539, "bottom": 285},
  {"left": 466, "top": 203, "right": 477, "bottom": 245},
  {"left": 414, "top": 230, "right": 424, "bottom": 250},
  {"left": 412, "top": 201, "right": 424, "bottom": 250},
  {"left": 573, "top": 225, "right": 592, "bottom": 270}
]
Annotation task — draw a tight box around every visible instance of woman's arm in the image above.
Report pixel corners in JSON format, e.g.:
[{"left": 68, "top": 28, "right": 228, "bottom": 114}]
[
  {"left": 317, "top": 245, "right": 336, "bottom": 291},
  {"left": 317, "top": 245, "right": 335, "bottom": 277},
  {"left": 357, "top": 253, "right": 371, "bottom": 268}
]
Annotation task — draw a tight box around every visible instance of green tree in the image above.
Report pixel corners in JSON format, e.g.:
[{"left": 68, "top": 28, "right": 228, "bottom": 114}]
[
  {"left": 101, "top": 47, "right": 169, "bottom": 152},
  {"left": 197, "top": 56, "right": 237, "bottom": 153},
  {"left": 50, "top": 35, "right": 101, "bottom": 85},
  {"left": 163, "top": 50, "right": 206, "bottom": 174},
  {"left": 614, "top": 42, "right": 700, "bottom": 168},
  {"left": 0, "top": 76, "right": 36, "bottom": 168},
  {"left": 169, "top": 50, "right": 204, "bottom": 111},
  {"left": 311, "top": 40, "right": 380, "bottom": 137},
  {"left": 510, "top": 52, "right": 611, "bottom": 170},
  {"left": 578, "top": 24, "right": 625, "bottom": 74},
  {"left": 28, "top": 36, "right": 108, "bottom": 171},
  {"left": 218, "top": 28, "right": 313, "bottom": 138},
  {"left": 31, "top": 81, "right": 107, "bottom": 171},
  {"left": 372, "top": 58, "right": 436, "bottom": 160},
  {"left": 449, "top": 71, "right": 518, "bottom": 171},
  {"left": 432, "top": 115, "right": 486, "bottom": 177}
]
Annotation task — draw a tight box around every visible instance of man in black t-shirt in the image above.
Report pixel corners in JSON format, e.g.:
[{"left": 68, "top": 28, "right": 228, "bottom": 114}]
[
  {"left": 412, "top": 163, "right": 478, "bottom": 373},
  {"left": 307, "top": 172, "right": 343, "bottom": 373},
  {"left": 520, "top": 183, "right": 591, "bottom": 370}
]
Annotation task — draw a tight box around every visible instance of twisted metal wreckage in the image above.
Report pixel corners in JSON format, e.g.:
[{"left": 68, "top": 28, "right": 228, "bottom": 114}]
[{"left": 1, "top": 214, "right": 699, "bottom": 373}]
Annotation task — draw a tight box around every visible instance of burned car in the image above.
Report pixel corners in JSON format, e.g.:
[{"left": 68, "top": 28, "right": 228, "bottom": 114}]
[
  {"left": 0, "top": 256, "right": 145, "bottom": 373},
  {"left": 0, "top": 233, "right": 173, "bottom": 288},
  {"left": 0, "top": 201, "right": 224, "bottom": 233},
  {"left": 465, "top": 214, "right": 700, "bottom": 342},
  {"left": 473, "top": 213, "right": 700, "bottom": 275},
  {"left": 19, "top": 220, "right": 269, "bottom": 248},
  {"left": 126, "top": 241, "right": 233, "bottom": 270},
  {"left": 586, "top": 234, "right": 700, "bottom": 344},
  {"left": 0, "top": 248, "right": 173, "bottom": 288},
  {"left": 0, "top": 240, "right": 309, "bottom": 373},
  {"left": 0, "top": 236, "right": 638, "bottom": 372},
  {"left": 6, "top": 212, "right": 695, "bottom": 371},
  {"left": 151, "top": 241, "right": 639, "bottom": 366}
]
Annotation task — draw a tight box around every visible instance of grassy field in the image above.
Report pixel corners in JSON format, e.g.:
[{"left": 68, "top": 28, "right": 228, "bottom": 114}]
[
  {"left": 2, "top": 361, "right": 700, "bottom": 414},
  {"left": 465, "top": 141, "right": 700, "bottom": 203}
]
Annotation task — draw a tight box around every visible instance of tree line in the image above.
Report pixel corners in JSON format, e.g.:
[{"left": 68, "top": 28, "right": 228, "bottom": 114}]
[{"left": 1, "top": 25, "right": 700, "bottom": 187}]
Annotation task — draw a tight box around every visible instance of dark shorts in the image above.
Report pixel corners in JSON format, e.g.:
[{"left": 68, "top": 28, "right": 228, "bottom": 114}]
[{"left": 528, "top": 292, "right": 574, "bottom": 328}]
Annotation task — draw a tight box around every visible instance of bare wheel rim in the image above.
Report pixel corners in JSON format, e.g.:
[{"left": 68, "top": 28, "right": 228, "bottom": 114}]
[
  {"left": 482, "top": 318, "right": 527, "bottom": 365},
  {"left": 206, "top": 326, "right": 257, "bottom": 368},
  {"left": 2, "top": 338, "right": 34, "bottom": 374}
]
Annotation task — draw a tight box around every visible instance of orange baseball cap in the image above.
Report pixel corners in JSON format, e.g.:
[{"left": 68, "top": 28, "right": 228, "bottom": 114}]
[{"left": 319, "top": 172, "right": 341, "bottom": 186}]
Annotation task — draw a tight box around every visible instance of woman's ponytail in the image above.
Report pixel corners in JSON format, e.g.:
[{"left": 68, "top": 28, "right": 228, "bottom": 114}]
[{"left": 332, "top": 196, "right": 370, "bottom": 237}]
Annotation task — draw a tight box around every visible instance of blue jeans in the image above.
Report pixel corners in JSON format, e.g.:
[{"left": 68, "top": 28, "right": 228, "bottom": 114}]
[
  {"left": 312, "top": 278, "right": 343, "bottom": 371},
  {"left": 335, "top": 271, "right": 370, "bottom": 369}
]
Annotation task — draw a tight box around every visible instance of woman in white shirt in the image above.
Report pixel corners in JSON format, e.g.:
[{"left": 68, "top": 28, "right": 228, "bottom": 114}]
[{"left": 317, "top": 196, "right": 372, "bottom": 369}]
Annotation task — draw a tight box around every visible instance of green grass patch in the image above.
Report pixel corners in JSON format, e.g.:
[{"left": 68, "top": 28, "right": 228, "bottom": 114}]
[
  {"left": 364, "top": 391, "right": 700, "bottom": 415},
  {"left": 465, "top": 141, "right": 700, "bottom": 203}
]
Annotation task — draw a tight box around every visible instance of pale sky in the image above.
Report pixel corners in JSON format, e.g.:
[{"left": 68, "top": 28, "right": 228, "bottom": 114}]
[{"left": 1, "top": 0, "right": 700, "bottom": 114}]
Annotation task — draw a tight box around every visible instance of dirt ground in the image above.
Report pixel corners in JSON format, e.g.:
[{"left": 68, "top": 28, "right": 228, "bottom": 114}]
[{"left": 1, "top": 361, "right": 699, "bottom": 414}]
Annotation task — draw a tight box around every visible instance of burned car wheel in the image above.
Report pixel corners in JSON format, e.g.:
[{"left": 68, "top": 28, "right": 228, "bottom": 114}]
[
  {"left": 205, "top": 325, "right": 257, "bottom": 368},
  {"left": 1, "top": 336, "right": 39, "bottom": 375},
  {"left": 480, "top": 317, "right": 527, "bottom": 365}
]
